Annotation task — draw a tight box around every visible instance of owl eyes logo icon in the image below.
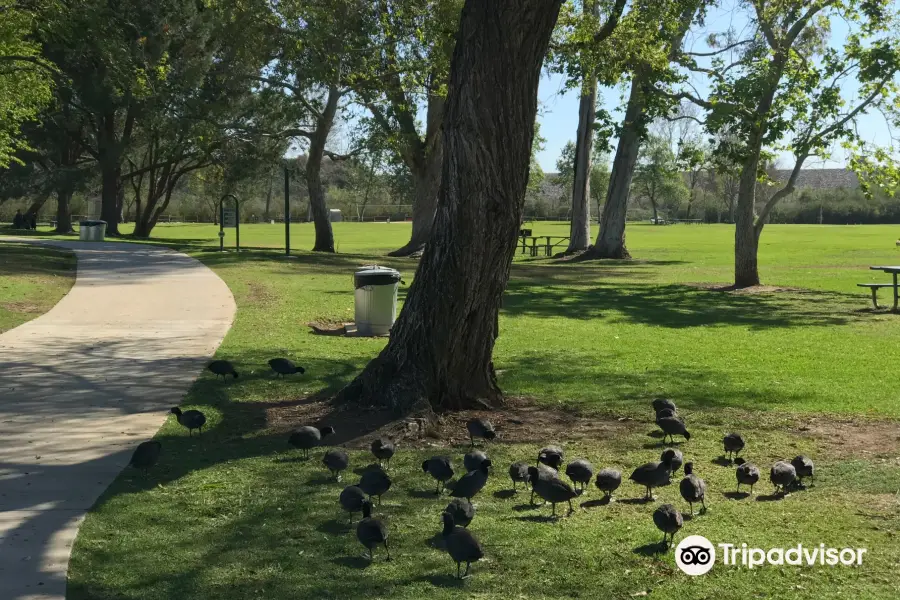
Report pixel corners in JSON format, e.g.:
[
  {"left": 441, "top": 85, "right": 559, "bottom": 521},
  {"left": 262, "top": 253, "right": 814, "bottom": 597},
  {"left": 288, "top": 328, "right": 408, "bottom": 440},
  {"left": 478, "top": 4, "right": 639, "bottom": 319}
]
[{"left": 675, "top": 535, "right": 716, "bottom": 575}]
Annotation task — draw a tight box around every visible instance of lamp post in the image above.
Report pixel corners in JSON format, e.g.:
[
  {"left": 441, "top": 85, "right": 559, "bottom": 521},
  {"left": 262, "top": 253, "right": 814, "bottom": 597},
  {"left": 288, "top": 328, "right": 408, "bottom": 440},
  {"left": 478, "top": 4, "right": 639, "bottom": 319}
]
[{"left": 284, "top": 165, "right": 291, "bottom": 256}]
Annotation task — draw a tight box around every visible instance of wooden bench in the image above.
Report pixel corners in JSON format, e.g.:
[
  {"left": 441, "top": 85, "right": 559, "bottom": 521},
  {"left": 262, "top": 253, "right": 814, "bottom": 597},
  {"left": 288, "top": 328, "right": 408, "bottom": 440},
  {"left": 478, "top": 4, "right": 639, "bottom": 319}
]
[{"left": 857, "top": 283, "right": 896, "bottom": 309}]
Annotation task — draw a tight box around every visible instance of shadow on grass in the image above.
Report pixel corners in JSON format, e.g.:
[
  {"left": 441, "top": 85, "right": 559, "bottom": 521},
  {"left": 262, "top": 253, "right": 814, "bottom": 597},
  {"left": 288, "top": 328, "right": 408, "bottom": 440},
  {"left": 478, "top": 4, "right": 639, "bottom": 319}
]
[
  {"left": 503, "top": 280, "right": 866, "bottom": 330},
  {"left": 492, "top": 489, "right": 517, "bottom": 500},
  {"left": 633, "top": 541, "right": 668, "bottom": 556},
  {"left": 724, "top": 491, "right": 753, "bottom": 500}
]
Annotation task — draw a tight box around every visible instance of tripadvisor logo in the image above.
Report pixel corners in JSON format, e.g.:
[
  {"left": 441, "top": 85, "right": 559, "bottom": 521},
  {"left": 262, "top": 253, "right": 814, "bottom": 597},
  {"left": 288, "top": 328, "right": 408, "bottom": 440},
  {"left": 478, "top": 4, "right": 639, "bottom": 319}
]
[{"left": 675, "top": 535, "right": 867, "bottom": 576}]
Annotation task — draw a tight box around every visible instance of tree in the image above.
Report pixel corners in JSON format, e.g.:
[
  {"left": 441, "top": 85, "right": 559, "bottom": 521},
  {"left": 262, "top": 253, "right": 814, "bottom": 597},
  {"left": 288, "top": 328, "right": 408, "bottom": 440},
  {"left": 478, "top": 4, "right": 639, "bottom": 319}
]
[
  {"left": 679, "top": 0, "right": 900, "bottom": 287},
  {"left": 632, "top": 133, "right": 688, "bottom": 222},
  {"left": 555, "top": 140, "right": 577, "bottom": 199},
  {"left": 0, "top": 0, "right": 54, "bottom": 168},
  {"left": 355, "top": 0, "right": 461, "bottom": 256},
  {"left": 580, "top": 0, "right": 708, "bottom": 259},
  {"left": 255, "top": 0, "right": 372, "bottom": 252},
  {"left": 337, "top": 0, "right": 567, "bottom": 413}
]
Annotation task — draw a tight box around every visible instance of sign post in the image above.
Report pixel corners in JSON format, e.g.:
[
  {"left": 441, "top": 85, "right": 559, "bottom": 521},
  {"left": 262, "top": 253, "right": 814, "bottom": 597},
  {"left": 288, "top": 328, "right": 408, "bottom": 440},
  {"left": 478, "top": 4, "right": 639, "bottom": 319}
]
[
  {"left": 284, "top": 166, "right": 291, "bottom": 256},
  {"left": 219, "top": 194, "right": 240, "bottom": 252}
]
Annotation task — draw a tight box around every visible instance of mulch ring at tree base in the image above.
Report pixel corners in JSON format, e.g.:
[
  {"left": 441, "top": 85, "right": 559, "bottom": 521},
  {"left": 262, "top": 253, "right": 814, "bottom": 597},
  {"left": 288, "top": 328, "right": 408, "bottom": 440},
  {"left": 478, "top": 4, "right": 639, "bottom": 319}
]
[{"left": 264, "top": 395, "right": 900, "bottom": 458}]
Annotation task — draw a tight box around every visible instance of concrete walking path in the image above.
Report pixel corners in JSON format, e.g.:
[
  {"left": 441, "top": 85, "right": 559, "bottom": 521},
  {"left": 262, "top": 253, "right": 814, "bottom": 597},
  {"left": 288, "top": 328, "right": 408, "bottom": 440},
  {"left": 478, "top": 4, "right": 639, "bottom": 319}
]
[{"left": 0, "top": 240, "right": 235, "bottom": 599}]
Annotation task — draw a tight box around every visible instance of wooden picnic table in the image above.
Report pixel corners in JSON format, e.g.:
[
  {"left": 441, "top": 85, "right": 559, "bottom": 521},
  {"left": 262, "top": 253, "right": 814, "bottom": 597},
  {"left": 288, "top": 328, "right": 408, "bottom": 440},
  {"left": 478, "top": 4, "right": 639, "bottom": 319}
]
[
  {"left": 860, "top": 266, "right": 900, "bottom": 309},
  {"left": 519, "top": 235, "right": 570, "bottom": 257}
]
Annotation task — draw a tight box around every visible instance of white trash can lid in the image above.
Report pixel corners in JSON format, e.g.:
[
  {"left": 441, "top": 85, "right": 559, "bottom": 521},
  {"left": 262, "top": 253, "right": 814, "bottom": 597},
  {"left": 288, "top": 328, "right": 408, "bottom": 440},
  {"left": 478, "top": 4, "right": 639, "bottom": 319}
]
[{"left": 354, "top": 266, "right": 401, "bottom": 288}]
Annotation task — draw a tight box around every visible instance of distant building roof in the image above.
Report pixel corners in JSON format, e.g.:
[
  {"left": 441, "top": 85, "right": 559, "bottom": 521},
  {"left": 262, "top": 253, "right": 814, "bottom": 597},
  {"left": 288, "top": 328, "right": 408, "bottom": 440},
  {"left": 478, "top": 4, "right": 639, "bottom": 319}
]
[{"left": 770, "top": 168, "right": 859, "bottom": 190}]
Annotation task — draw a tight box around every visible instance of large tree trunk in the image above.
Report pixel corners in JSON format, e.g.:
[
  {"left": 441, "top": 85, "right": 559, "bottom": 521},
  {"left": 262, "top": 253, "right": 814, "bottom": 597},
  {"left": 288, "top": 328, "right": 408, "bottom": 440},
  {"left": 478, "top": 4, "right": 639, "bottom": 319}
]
[
  {"left": 263, "top": 171, "right": 274, "bottom": 222},
  {"left": 307, "top": 86, "right": 342, "bottom": 253},
  {"left": 54, "top": 187, "right": 74, "bottom": 233},
  {"left": 388, "top": 150, "right": 442, "bottom": 256},
  {"left": 388, "top": 95, "right": 446, "bottom": 257},
  {"left": 567, "top": 76, "right": 597, "bottom": 252},
  {"left": 24, "top": 194, "right": 50, "bottom": 222},
  {"left": 583, "top": 76, "right": 644, "bottom": 259},
  {"left": 734, "top": 158, "right": 761, "bottom": 288},
  {"left": 98, "top": 112, "right": 121, "bottom": 235},
  {"left": 337, "top": 0, "right": 563, "bottom": 413}
]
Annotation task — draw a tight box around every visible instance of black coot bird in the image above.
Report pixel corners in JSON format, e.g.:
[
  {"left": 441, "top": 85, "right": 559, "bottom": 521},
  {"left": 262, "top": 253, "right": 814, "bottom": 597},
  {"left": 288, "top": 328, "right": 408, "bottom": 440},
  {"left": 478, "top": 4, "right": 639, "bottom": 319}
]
[
  {"left": 466, "top": 418, "right": 496, "bottom": 446},
  {"left": 630, "top": 459, "right": 672, "bottom": 500},
  {"left": 679, "top": 462, "right": 707, "bottom": 515},
  {"left": 450, "top": 458, "right": 491, "bottom": 501},
  {"left": 464, "top": 450, "right": 489, "bottom": 473},
  {"left": 652, "top": 398, "right": 677, "bottom": 415},
  {"left": 509, "top": 461, "right": 530, "bottom": 491},
  {"left": 661, "top": 448, "right": 684, "bottom": 475},
  {"left": 268, "top": 358, "right": 305, "bottom": 377},
  {"left": 595, "top": 468, "right": 622, "bottom": 500},
  {"left": 770, "top": 461, "right": 797, "bottom": 494},
  {"left": 444, "top": 498, "right": 476, "bottom": 528},
  {"left": 441, "top": 511, "right": 484, "bottom": 579},
  {"left": 656, "top": 415, "right": 690, "bottom": 444},
  {"left": 736, "top": 462, "right": 760, "bottom": 494},
  {"left": 565, "top": 459, "right": 594, "bottom": 493},
  {"left": 170, "top": 407, "right": 206, "bottom": 436},
  {"left": 529, "top": 464, "right": 559, "bottom": 504},
  {"left": 339, "top": 485, "right": 366, "bottom": 524},
  {"left": 655, "top": 407, "right": 677, "bottom": 420},
  {"left": 288, "top": 425, "right": 335, "bottom": 458},
  {"left": 422, "top": 456, "right": 454, "bottom": 494},
  {"left": 528, "top": 465, "right": 577, "bottom": 516},
  {"left": 358, "top": 464, "right": 392, "bottom": 504},
  {"left": 370, "top": 438, "right": 395, "bottom": 468},
  {"left": 723, "top": 433, "right": 745, "bottom": 462},
  {"left": 653, "top": 503, "right": 683, "bottom": 548},
  {"left": 207, "top": 360, "right": 238, "bottom": 381},
  {"left": 322, "top": 449, "right": 349, "bottom": 481},
  {"left": 538, "top": 446, "right": 564, "bottom": 470},
  {"left": 791, "top": 455, "right": 815, "bottom": 486},
  {"left": 129, "top": 440, "right": 161, "bottom": 473},
  {"left": 356, "top": 499, "right": 390, "bottom": 561}
]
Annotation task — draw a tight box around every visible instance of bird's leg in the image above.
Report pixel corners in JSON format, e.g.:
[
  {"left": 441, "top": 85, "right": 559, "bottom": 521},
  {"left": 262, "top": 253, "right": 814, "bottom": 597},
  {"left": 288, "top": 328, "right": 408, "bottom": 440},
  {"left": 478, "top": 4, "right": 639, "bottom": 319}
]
[
  {"left": 736, "top": 482, "right": 740, "bottom": 493},
  {"left": 551, "top": 502, "right": 557, "bottom": 517},
  {"left": 457, "top": 562, "right": 461, "bottom": 579},
  {"left": 469, "top": 434, "right": 474, "bottom": 447},
  {"left": 567, "top": 499, "right": 574, "bottom": 514},
  {"left": 689, "top": 502, "right": 693, "bottom": 516},
  {"left": 462, "top": 561, "right": 471, "bottom": 579},
  {"left": 750, "top": 483, "right": 754, "bottom": 495},
  {"left": 436, "top": 481, "right": 442, "bottom": 495},
  {"left": 701, "top": 498, "right": 707, "bottom": 512},
  {"left": 384, "top": 541, "right": 391, "bottom": 561}
]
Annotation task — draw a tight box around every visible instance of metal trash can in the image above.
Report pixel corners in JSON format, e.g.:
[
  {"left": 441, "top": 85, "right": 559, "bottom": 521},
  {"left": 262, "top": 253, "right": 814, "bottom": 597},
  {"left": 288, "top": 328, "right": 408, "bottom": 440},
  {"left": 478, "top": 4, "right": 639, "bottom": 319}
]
[
  {"left": 79, "top": 220, "right": 107, "bottom": 242},
  {"left": 354, "top": 266, "right": 401, "bottom": 336}
]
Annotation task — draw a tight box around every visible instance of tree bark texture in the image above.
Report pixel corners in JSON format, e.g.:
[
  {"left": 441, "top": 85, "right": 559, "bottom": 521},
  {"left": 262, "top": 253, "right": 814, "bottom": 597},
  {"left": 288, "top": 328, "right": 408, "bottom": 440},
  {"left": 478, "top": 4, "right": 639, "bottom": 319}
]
[
  {"left": 585, "top": 76, "right": 644, "bottom": 258},
  {"left": 307, "top": 86, "right": 342, "bottom": 253},
  {"left": 733, "top": 155, "right": 761, "bottom": 288},
  {"left": 337, "top": 0, "right": 564, "bottom": 413},
  {"left": 24, "top": 194, "right": 50, "bottom": 221},
  {"left": 567, "top": 77, "right": 597, "bottom": 252}
]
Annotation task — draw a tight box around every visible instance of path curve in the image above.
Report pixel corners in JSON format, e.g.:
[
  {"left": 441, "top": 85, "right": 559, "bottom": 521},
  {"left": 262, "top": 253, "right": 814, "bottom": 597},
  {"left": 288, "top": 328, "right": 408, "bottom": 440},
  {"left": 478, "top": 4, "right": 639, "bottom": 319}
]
[{"left": 0, "top": 240, "right": 235, "bottom": 600}]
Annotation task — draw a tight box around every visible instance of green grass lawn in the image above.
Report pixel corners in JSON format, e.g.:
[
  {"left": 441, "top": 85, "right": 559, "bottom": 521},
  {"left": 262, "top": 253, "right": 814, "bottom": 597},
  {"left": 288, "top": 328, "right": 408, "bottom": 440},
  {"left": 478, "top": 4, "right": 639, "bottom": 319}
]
[
  {"left": 4, "top": 222, "right": 900, "bottom": 598},
  {"left": 0, "top": 240, "right": 76, "bottom": 333}
]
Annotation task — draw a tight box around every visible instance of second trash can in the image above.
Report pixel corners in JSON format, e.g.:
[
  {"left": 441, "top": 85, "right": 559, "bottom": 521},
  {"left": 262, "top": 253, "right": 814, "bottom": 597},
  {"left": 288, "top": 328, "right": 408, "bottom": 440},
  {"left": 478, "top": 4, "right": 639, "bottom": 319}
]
[
  {"left": 79, "top": 220, "right": 107, "bottom": 242},
  {"left": 354, "top": 266, "right": 401, "bottom": 336}
]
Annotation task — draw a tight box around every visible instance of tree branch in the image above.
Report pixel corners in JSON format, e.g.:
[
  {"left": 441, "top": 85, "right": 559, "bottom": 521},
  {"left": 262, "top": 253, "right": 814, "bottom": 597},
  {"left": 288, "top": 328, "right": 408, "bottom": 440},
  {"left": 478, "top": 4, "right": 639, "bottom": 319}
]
[
  {"left": 686, "top": 39, "right": 753, "bottom": 57},
  {"left": 249, "top": 75, "right": 322, "bottom": 119}
]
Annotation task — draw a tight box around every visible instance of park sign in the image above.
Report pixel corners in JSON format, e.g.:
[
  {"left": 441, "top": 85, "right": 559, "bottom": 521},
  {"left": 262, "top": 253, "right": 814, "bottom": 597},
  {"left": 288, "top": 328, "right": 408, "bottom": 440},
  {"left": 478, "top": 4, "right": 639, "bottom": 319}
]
[{"left": 223, "top": 207, "right": 237, "bottom": 228}]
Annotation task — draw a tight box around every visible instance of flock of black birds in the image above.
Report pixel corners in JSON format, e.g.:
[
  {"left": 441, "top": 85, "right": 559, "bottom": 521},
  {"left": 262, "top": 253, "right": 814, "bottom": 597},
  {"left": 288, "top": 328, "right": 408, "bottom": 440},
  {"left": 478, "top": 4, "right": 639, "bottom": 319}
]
[{"left": 127, "top": 361, "right": 817, "bottom": 580}]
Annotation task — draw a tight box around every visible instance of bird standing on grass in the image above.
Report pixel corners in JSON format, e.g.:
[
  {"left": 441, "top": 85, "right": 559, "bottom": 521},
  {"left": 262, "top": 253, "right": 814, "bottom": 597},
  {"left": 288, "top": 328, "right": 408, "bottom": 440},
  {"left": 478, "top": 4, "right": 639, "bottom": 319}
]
[
  {"left": 207, "top": 360, "right": 238, "bottom": 381},
  {"left": 444, "top": 498, "right": 476, "bottom": 528},
  {"left": 466, "top": 418, "right": 496, "bottom": 446},
  {"left": 537, "top": 446, "right": 564, "bottom": 470},
  {"left": 322, "top": 449, "right": 349, "bottom": 481},
  {"left": 723, "top": 433, "right": 745, "bottom": 462},
  {"left": 339, "top": 485, "right": 366, "bottom": 525},
  {"left": 509, "top": 461, "right": 530, "bottom": 492},
  {"left": 679, "top": 462, "right": 707, "bottom": 515},
  {"left": 594, "top": 468, "right": 622, "bottom": 500},
  {"left": 735, "top": 462, "right": 760, "bottom": 494},
  {"left": 527, "top": 466, "right": 577, "bottom": 516},
  {"left": 656, "top": 415, "right": 690, "bottom": 444},
  {"left": 170, "top": 407, "right": 206, "bottom": 436},
  {"left": 441, "top": 511, "right": 484, "bottom": 579},
  {"left": 358, "top": 464, "right": 392, "bottom": 504},
  {"left": 630, "top": 459, "right": 672, "bottom": 501},
  {"left": 565, "top": 459, "right": 594, "bottom": 493},
  {"left": 661, "top": 448, "right": 684, "bottom": 475},
  {"left": 464, "top": 450, "right": 489, "bottom": 473},
  {"left": 356, "top": 499, "right": 390, "bottom": 561},
  {"left": 653, "top": 503, "right": 684, "bottom": 548},
  {"left": 129, "top": 441, "right": 161, "bottom": 474},
  {"left": 791, "top": 455, "right": 815, "bottom": 486},
  {"left": 423, "top": 456, "right": 454, "bottom": 494},
  {"left": 268, "top": 358, "right": 305, "bottom": 377},
  {"left": 371, "top": 438, "right": 396, "bottom": 468},
  {"left": 288, "top": 425, "right": 334, "bottom": 458},
  {"left": 451, "top": 459, "right": 491, "bottom": 501},
  {"left": 652, "top": 398, "right": 677, "bottom": 416},
  {"left": 770, "top": 461, "right": 797, "bottom": 494}
]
